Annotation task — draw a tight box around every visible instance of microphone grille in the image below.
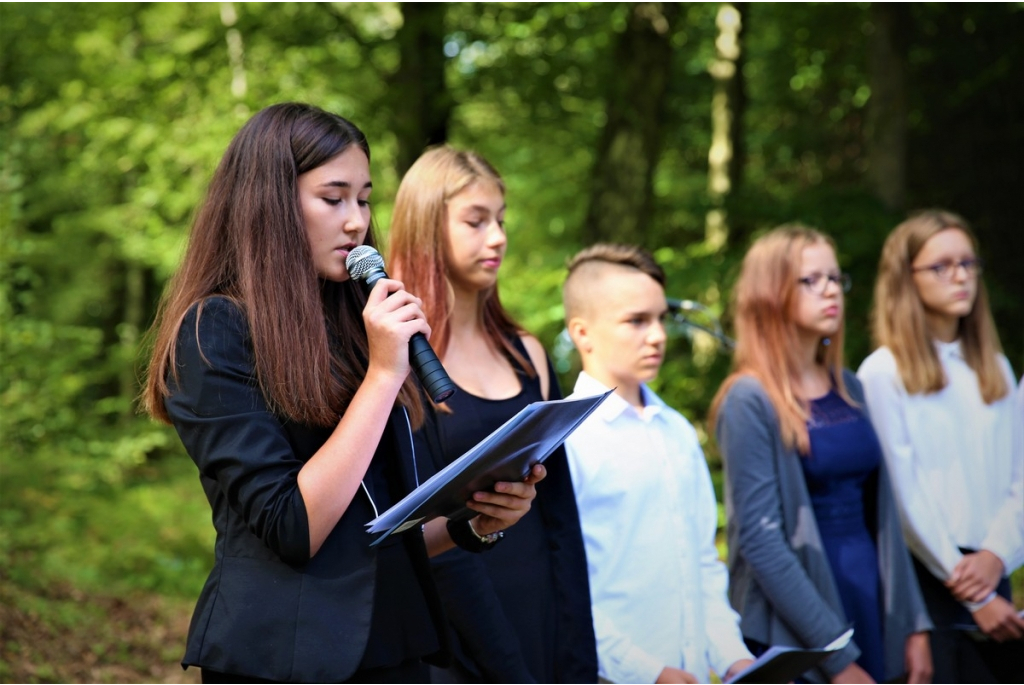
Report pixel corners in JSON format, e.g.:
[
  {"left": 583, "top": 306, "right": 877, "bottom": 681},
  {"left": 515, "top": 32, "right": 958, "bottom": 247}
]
[{"left": 345, "top": 245, "right": 385, "bottom": 281}]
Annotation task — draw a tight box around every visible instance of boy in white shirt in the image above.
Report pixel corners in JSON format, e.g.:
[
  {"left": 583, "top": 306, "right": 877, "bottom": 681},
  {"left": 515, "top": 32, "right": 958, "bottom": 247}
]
[{"left": 561, "top": 244, "right": 753, "bottom": 684}]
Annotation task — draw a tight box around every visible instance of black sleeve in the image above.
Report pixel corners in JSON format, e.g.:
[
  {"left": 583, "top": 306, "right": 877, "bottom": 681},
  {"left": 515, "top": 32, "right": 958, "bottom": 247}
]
[
  {"left": 536, "top": 350, "right": 593, "bottom": 679},
  {"left": 538, "top": 352, "right": 597, "bottom": 682},
  {"left": 165, "top": 297, "right": 311, "bottom": 566},
  {"left": 538, "top": 446, "right": 599, "bottom": 683}
]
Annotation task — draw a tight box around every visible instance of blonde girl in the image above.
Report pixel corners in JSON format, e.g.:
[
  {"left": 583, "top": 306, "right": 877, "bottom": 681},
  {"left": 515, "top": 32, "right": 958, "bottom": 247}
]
[{"left": 388, "top": 146, "right": 596, "bottom": 683}]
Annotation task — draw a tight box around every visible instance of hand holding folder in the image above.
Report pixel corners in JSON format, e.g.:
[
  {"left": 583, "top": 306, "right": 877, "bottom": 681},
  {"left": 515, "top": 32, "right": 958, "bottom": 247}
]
[
  {"left": 366, "top": 389, "right": 614, "bottom": 545},
  {"left": 725, "top": 628, "right": 854, "bottom": 684}
]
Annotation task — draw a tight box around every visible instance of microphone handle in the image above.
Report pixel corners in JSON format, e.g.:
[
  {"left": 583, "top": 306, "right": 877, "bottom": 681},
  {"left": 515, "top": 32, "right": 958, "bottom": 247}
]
[
  {"left": 357, "top": 266, "right": 456, "bottom": 403},
  {"left": 409, "top": 332, "right": 457, "bottom": 403}
]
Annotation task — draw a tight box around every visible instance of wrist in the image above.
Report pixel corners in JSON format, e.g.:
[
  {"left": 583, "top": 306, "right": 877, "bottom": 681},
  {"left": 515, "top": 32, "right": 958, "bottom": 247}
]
[
  {"left": 979, "top": 548, "right": 1007, "bottom": 576},
  {"left": 467, "top": 517, "right": 502, "bottom": 539},
  {"left": 363, "top": 363, "right": 408, "bottom": 395},
  {"left": 446, "top": 517, "right": 504, "bottom": 553},
  {"left": 968, "top": 591, "right": 998, "bottom": 613}
]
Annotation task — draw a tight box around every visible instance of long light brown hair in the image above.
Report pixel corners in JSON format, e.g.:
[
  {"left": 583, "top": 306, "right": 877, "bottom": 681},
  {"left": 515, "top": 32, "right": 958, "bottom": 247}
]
[
  {"left": 711, "top": 225, "right": 852, "bottom": 454},
  {"left": 143, "top": 103, "right": 424, "bottom": 428},
  {"left": 871, "top": 209, "right": 1007, "bottom": 403},
  {"left": 388, "top": 145, "right": 532, "bottom": 377}
]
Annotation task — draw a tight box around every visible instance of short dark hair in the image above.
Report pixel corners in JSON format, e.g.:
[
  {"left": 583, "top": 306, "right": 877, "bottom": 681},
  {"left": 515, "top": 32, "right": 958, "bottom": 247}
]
[
  {"left": 563, "top": 244, "right": 665, "bottom": 321},
  {"left": 565, "top": 243, "right": 665, "bottom": 286}
]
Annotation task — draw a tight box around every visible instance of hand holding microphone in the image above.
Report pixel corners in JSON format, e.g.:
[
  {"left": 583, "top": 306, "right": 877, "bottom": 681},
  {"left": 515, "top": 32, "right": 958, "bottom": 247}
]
[{"left": 346, "top": 245, "right": 457, "bottom": 403}]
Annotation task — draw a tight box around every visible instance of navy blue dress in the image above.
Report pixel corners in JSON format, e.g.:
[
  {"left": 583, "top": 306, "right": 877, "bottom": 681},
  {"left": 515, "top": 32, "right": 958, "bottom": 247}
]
[{"left": 802, "top": 390, "right": 886, "bottom": 682}]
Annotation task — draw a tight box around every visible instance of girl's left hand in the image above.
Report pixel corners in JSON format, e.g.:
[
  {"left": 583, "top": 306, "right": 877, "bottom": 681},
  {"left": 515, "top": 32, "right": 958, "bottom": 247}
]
[
  {"left": 947, "top": 550, "right": 1004, "bottom": 602},
  {"left": 466, "top": 463, "right": 546, "bottom": 537}
]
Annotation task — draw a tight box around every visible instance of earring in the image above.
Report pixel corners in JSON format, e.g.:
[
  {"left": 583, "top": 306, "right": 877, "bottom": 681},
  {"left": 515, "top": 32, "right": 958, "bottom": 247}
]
[{"left": 821, "top": 337, "right": 831, "bottom": 346}]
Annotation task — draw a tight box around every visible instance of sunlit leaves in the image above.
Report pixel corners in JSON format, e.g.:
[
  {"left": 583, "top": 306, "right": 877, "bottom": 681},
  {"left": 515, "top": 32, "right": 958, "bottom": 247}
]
[{"left": 2, "top": 2, "right": 1021, "bottom": 604}]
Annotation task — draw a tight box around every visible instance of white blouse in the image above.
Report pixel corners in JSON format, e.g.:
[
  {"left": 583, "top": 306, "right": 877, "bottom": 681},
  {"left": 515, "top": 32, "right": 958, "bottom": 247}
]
[{"left": 857, "top": 341, "right": 1023, "bottom": 611}]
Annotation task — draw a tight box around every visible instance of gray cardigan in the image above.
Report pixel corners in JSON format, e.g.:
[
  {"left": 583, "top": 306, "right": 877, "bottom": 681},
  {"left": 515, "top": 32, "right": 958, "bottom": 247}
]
[{"left": 716, "top": 371, "right": 932, "bottom": 682}]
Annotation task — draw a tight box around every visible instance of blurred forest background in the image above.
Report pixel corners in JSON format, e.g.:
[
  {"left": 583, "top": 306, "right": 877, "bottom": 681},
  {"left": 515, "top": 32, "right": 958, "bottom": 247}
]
[{"left": 2, "top": 2, "right": 1022, "bottom": 682}]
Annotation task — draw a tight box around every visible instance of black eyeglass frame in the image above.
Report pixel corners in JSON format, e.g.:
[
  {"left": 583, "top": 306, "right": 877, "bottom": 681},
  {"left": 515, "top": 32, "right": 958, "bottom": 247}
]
[
  {"left": 910, "top": 258, "right": 985, "bottom": 281},
  {"left": 796, "top": 272, "right": 852, "bottom": 295}
]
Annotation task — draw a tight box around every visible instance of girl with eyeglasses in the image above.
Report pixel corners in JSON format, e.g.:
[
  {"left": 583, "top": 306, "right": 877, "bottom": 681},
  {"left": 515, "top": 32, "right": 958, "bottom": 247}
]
[
  {"left": 712, "top": 225, "right": 932, "bottom": 683},
  {"left": 857, "top": 210, "right": 1024, "bottom": 682}
]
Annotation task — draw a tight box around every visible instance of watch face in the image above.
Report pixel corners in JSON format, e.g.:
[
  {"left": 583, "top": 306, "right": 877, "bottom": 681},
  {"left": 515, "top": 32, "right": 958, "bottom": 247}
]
[
  {"left": 448, "top": 518, "right": 504, "bottom": 551},
  {"left": 469, "top": 519, "right": 502, "bottom": 543}
]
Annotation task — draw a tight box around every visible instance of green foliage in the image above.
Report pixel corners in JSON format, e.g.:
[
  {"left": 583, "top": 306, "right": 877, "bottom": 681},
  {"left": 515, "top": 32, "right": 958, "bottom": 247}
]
[
  {"left": 2, "top": 5, "right": 1022, "bottom": 658},
  {"left": 2, "top": 451, "right": 212, "bottom": 599},
  {"left": 0, "top": 272, "right": 211, "bottom": 598}
]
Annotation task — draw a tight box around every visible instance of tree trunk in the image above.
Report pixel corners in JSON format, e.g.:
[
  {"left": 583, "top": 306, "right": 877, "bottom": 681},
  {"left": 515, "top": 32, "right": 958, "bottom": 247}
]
[
  {"left": 582, "top": 3, "right": 680, "bottom": 245},
  {"left": 867, "top": 3, "right": 909, "bottom": 211},
  {"left": 727, "top": 4, "right": 747, "bottom": 200},
  {"left": 391, "top": 3, "right": 452, "bottom": 176},
  {"left": 706, "top": 3, "right": 745, "bottom": 250},
  {"left": 221, "top": 2, "right": 247, "bottom": 99}
]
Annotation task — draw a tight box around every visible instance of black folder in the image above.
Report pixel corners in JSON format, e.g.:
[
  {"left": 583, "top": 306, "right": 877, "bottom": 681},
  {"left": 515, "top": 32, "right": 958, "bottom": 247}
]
[
  {"left": 725, "top": 628, "right": 854, "bottom": 684},
  {"left": 365, "top": 389, "right": 613, "bottom": 545}
]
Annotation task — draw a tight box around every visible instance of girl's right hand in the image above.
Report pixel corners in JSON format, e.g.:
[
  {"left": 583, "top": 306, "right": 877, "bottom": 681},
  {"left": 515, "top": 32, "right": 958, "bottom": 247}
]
[
  {"left": 972, "top": 595, "right": 1024, "bottom": 642},
  {"left": 466, "top": 463, "right": 546, "bottom": 537},
  {"left": 361, "top": 278, "right": 431, "bottom": 383}
]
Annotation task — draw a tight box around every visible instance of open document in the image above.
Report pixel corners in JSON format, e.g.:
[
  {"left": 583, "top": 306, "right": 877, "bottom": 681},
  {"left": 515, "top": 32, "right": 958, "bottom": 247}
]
[
  {"left": 725, "top": 628, "right": 854, "bottom": 684},
  {"left": 366, "top": 389, "right": 613, "bottom": 545}
]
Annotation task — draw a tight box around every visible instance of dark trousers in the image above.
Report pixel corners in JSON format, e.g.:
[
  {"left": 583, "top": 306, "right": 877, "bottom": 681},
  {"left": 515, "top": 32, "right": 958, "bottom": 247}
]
[
  {"left": 202, "top": 658, "right": 429, "bottom": 684},
  {"left": 429, "top": 659, "right": 480, "bottom": 684},
  {"left": 912, "top": 556, "right": 1022, "bottom": 683}
]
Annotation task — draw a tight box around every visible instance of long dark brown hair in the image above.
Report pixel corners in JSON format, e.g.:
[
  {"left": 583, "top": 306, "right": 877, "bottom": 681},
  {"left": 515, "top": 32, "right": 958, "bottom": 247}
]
[{"left": 143, "top": 102, "right": 424, "bottom": 428}]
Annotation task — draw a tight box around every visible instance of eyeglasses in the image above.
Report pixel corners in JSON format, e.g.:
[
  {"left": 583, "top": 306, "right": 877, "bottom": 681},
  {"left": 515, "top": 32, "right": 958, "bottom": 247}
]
[
  {"left": 911, "top": 258, "right": 984, "bottom": 281},
  {"left": 797, "top": 272, "right": 852, "bottom": 295}
]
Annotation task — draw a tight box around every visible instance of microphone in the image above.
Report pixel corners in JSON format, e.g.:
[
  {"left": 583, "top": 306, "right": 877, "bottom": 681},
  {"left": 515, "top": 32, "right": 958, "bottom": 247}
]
[
  {"left": 345, "top": 245, "right": 457, "bottom": 403},
  {"left": 665, "top": 297, "right": 736, "bottom": 350},
  {"left": 666, "top": 297, "right": 705, "bottom": 315}
]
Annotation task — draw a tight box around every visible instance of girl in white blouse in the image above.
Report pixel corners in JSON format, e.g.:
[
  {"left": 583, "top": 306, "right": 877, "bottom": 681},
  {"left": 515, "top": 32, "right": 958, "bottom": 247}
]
[{"left": 857, "top": 209, "right": 1024, "bottom": 683}]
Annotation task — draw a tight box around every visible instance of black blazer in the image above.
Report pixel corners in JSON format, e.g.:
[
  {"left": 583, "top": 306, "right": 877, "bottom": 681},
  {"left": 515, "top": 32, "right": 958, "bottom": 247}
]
[{"left": 165, "top": 297, "right": 447, "bottom": 682}]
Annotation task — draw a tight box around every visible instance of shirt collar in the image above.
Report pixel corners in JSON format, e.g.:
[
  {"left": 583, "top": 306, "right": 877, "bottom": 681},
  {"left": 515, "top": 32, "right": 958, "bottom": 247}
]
[
  {"left": 573, "top": 371, "right": 665, "bottom": 423},
  {"left": 934, "top": 338, "right": 964, "bottom": 361}
]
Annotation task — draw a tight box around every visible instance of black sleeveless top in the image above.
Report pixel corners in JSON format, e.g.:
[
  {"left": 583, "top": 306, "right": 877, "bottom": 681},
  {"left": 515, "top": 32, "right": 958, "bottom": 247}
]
[
  {"left": 429, "top": 336, "right": 597, "bottom": 683},
  {"left": 437, "top": 337, "right": 547, "bottom": 458}
]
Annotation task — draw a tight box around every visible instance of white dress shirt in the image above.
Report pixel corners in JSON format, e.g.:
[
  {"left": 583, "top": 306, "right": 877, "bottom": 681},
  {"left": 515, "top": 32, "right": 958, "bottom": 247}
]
[
  {"left": 564, "top": 372, "right": 752, "bottom": 684},
  {"left": 1018, "top": 376, "right": 1024, "bottom": 468},
  {"left": 857, "top": 342, "right": 1024, "bottom": 610}
]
